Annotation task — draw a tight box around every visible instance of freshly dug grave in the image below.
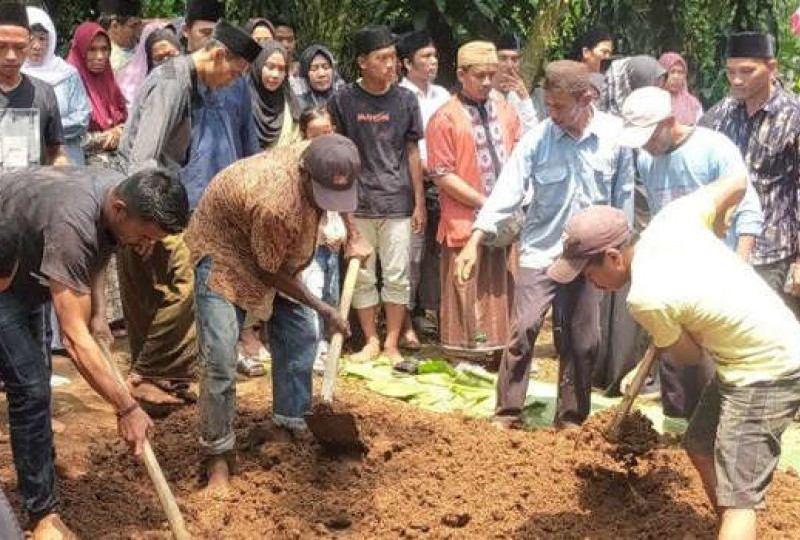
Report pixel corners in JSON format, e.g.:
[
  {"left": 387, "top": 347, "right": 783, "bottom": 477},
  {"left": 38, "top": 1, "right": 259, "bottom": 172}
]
[{"left": 4, "top": 378, "right": 800, "bottom": 539}]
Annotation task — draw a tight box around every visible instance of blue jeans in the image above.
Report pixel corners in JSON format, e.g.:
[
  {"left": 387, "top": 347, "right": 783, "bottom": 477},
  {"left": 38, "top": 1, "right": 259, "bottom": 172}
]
[
  {"left": 311, "top": 246, "right": 340, "bottom": 341},
  {"left": 0, "top": 292, "right": 57, "bottom": 519},
  {"left": 195, "top": 257, "right": 317, "bottom": 455}
]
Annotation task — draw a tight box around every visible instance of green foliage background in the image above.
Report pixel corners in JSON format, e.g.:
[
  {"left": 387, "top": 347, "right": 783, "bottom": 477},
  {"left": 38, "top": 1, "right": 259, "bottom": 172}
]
[{"left": 40, "top": 0, "right": 800, "bottom": 105}]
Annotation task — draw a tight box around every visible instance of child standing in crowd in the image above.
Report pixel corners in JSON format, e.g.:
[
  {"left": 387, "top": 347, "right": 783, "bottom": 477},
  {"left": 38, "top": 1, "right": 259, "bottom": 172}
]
[{"left": 298, "top": 106, "right": 346, "bottom": 371}]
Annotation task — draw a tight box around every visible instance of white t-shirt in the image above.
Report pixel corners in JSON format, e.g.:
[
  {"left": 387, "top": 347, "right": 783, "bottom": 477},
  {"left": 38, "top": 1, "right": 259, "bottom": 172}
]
[
  {"left": 627, "top": 188, "right": 800, "bottom": 386},
  {"left": 399, "top": 78, "right": 450, "bottom": 163}
]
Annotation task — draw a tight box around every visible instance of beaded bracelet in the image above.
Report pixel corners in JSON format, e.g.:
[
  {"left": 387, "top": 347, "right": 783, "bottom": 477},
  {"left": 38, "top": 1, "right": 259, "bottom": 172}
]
[{"left": 115, "top": 401, "right": 140, "bottom": 419}]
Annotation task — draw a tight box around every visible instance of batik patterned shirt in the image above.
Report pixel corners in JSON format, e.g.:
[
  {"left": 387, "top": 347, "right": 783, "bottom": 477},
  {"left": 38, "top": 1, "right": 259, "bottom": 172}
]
[
  {"left": 461, "top": 96, "right": 508, "bottom": 195},
  {"left": 700, "top": 86, "right": 800, "bottom": 265},
  {"left": 185, "top": 142, "right": 321, "bottom": 318}
]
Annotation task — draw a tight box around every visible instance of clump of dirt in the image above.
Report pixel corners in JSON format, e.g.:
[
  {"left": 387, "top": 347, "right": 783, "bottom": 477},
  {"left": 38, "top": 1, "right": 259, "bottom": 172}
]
[
  {"left": 4, "top": 375, "right": 800, "bottom": 539},
  {"left": 575, "top": 408, "right": 661, "bottom": 472},
  {"left": 305, "top": 401, "right": 368, "bottom": 456}
]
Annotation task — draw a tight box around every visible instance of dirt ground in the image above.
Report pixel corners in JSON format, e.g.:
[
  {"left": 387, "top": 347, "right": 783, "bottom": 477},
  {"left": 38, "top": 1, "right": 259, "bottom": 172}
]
[{"left": 2, "top": 344, "right": 800, "bottom": 539}]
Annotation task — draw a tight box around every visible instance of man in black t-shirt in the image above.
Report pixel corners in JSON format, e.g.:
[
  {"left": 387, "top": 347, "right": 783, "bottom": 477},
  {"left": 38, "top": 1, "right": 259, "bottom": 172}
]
[
  {"left": 0, "top": 4, "right": 66, "bottom": 168},
  {"left": 0, "top": 220, "right": 24, "bottom": 540},
  {"left": 328, "top": 25, "right": 426, "bottom": 364},
  {"left": 0, "top": 166, "right": 188, "bottom": 538}
]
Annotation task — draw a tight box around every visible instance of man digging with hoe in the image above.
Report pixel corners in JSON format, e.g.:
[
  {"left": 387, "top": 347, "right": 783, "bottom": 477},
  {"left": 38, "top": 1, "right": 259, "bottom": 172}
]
[
  {"left": 548, "top": 173, "right": 800, "bottom": 539},
  {"left": 185, "top": 134, "right": 370, "bottom": 495},
  {"left": 0, "top": 166, "right": 189, "bottom": 539}
]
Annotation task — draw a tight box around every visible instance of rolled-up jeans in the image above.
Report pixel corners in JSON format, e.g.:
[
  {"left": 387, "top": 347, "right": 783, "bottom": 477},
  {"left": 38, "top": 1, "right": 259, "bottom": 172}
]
[
  {"left": 195, "top": 257, "right": 317, "bottom": 455},
  {"left": 0, "top": 292, "right": 58, "bottom": 520}
]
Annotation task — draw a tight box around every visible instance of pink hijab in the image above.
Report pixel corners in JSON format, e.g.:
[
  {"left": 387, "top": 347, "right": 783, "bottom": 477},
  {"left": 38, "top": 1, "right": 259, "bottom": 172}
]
[
  {"left": 67, "top": 22, "right": 127, "bottom": 132},
  {"left": 115, "top": 22, "right": 167, "bottom": 111},
  {"left": 658, "top": 52, "right": 702, "bottom": 125}
]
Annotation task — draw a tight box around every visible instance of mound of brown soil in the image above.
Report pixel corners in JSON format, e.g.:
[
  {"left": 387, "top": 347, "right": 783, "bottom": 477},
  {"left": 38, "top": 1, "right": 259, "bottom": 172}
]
[{"left": 4, "top": 377, "right": 800, "bottom": 538}]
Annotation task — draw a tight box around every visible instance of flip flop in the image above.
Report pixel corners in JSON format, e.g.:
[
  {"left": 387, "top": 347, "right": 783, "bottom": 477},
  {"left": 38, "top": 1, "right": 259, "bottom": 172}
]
[{"left": 393, "top": 357, "right": 419, "bottom": 375}]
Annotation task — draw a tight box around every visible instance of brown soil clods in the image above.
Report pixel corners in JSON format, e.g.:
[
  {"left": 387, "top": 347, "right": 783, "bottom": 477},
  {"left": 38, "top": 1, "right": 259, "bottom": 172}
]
[
  {"left": 575, "top": 408, "right": 661, "bottom": 471},
  {"left": 4, "top": 377, "right": 800, "bottom": 538}
]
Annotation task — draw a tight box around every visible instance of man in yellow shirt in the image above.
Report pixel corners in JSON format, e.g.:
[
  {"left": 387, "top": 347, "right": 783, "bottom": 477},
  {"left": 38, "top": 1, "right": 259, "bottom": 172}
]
[{"left": 547, "top": 175, "right": 800, "bottom": 540}]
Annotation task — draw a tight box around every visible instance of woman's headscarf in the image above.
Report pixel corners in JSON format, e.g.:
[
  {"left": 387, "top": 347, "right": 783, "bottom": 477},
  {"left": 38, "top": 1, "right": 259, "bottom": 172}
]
[
  {"left": 601, "top": 55, "right": 666, "bottom": 115},
  {"left": 658, "top": 52, "right": 703, "bottom": 125},
  {"left": 145, "top": 28, "right": 182, "bottom": 72},
  {"left": 115, "top": 22, "right": 172, "bottom": 109},
  {"left": 67, "top": 22, "right": 127, "bottom": 132},
  {"left": 249, "top": 41, "right": 300, "bottom": 148},
  {"left": 22, "top": 7, "right": 75, "bottom": 86},
  {"left": 296, "top": 44, "right": 346, "bottom": 108},
  {"left": 245, "top": 18, "right": 276, "bottom": 38}
]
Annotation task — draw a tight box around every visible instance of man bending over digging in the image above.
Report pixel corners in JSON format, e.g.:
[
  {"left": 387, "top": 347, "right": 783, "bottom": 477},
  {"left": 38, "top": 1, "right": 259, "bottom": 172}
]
[
  {"left": 185, "top": 134, "right": 370, "bottom": 493},
  {"left": 547, "top": 174, "right": 800, "bottom": 540}
]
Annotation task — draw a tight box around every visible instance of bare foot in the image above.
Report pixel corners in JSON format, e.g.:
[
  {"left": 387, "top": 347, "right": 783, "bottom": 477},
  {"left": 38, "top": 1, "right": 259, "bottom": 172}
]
[
  {"left": 490, "top": 415, "right": 523, "bottom": 430},
  {"left": 51, "top": 418, "right": 66, "bottom": 435},
  {"left": 203, "top": 456, "right": 231, "bottom": 499},
  {"left": 55, "top": 457, "right": 87, "bottom": 480},
  {"left": 245, "top": 421, "right": 293, "bottom": 449},
  {"left": 240, "top": 326, "right": 265, "bottom": 358},
  {"left": 32, "top": 513, "right": 76, "bottom": 540},
  {"left": 349, "top": 340, "right": 382, "bottom": 363},
  {"left": 383, "top": 345, "right": 404, "bottom": 364},
  {"left": 400, "top": 327, "right": 421, "bottom": 349},
  {"left": 130, "top": 381, "right": 184, "bottom": 405}
]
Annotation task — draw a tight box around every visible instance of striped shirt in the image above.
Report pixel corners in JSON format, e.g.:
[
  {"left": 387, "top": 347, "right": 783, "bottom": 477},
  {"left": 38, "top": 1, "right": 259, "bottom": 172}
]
[{"left": 700, "top": 86, "right": 800, "bottom": 265}]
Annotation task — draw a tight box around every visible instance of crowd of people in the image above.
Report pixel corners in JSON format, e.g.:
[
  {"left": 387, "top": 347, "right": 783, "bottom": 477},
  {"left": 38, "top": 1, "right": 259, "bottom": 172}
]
[{"left": 0, "top": 0, "right": 798, "bottom": 539}]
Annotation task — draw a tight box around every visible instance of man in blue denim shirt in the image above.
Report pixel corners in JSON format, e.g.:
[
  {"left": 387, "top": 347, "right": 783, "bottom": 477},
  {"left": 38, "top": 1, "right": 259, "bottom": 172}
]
[
  {"left": 456, "top": 60, "right": 634, "bottom": 428},
  {"left": 127, "top": 77, "right": 258, "bottom": 394}
]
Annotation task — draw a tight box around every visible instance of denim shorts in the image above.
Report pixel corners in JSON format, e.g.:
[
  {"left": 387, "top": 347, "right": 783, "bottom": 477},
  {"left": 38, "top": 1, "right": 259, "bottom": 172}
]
[{"left": 684, "top": 374, "right": 800, "bottom": 508}]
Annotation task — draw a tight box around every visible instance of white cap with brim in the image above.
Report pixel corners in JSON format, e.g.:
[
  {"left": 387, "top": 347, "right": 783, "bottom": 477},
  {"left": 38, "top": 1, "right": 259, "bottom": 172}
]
[
  {"left": 618, "top": 86, "right": 673, "bottom": 148},
  {"left": 618, "top": 123, "right": 660, "bottom": 148}
]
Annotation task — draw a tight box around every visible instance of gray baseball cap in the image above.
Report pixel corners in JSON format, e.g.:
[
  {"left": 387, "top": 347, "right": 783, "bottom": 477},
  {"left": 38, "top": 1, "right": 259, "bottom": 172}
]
[{"left": 301, "top": 134, "right": 361, "bottom": 213}]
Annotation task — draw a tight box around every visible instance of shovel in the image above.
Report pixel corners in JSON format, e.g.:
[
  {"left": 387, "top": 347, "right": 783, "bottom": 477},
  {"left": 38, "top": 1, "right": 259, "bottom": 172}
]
[
  {"left": 305, "top": 257, "right": 364, "bottom": 453},
  {"left": 605, "top": 344, "right": 657, "bottom": 442},
  {"left": 96, "top": 340, "right": 191, "bottom": 540}
]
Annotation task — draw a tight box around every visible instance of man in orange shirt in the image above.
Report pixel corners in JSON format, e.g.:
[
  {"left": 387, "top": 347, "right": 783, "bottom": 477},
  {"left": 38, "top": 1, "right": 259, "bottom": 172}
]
[{"left": 427, "top": 42, "right": 521, "bottom": 356}]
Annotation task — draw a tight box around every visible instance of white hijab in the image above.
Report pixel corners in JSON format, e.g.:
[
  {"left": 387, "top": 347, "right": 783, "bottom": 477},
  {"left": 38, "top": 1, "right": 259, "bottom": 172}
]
[{"left": 22, "top": 7, "right": 76, "bottom": 87}]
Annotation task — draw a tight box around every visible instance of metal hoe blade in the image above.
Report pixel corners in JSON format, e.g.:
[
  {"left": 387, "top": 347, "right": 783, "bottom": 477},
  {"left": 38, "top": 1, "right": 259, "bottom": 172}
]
[
  {"left": 604, "top": 345, "right": 657, "bottom": 442},
  {"left": 306, "top": 404, "right": 364, "bottom": 453},
  {"left": 305, "top": 259, "right": 364, "bottom": 453}
]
